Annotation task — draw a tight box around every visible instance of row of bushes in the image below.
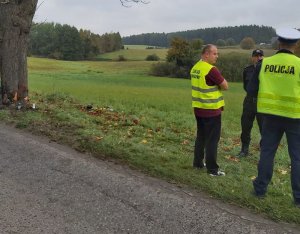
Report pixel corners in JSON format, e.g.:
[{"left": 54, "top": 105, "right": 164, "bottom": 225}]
[
  {"left": 149, "top": 62, "right": 191, "bottom": 78},
  {"left": 217, "top": 52, "right": 250, "bottom": 82},
  {"left": 149, "top": 52, "right": 250, "bottom": 82},
  {"left": 116, "top": 51, "right": 250, "bottom": 82},
  {"left": 115, "top": 54, "right": 160, "bottom": 61}
]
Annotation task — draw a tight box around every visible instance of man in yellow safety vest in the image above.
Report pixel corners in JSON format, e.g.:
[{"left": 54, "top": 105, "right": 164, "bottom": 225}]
[{"left": 191, "top": 44, "right": 228, "bottom": 176}]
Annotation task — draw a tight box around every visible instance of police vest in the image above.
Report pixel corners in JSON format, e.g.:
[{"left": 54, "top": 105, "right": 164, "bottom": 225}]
[
  {"left": 258, "top": 53, "right": 300, "bottom": 118},
  {"left": 191, "top": 60, "right": 224, "bottom": 109}
]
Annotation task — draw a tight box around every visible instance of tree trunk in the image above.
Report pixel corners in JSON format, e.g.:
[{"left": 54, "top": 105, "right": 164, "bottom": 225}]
[{"left": 0, "top": 0, "right": 37, "bottom": 105}]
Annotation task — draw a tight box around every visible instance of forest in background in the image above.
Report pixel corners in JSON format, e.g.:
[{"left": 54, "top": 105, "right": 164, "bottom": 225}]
[
  {"left": 29, "top": 22, "right": 123, "bottom": 61},
  {"left": 29, "top": 24, "right": 279, "bottom": 62},
  {"left": 122, "top": 25, "right": 276, "bottom": 47}
]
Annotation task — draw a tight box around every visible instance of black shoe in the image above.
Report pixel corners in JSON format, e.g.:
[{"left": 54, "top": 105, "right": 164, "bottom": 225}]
[
  {"left": 295, "top": 200, "right": 300, "bottom": 208},
  {"left": 237, "top": 150, "right": 249, "bottom": 157},
  {"left": 193, "top": 163, "right": 206, "bottom": 170},
  {"left": 209, "top": 170, "right": 225, "bottom": 176},
  {"left": 251, "top": 190, "right": 265, "bottom": 199},
  {"left": 237, "top": 143, "right": 249, "bottom": 157}
]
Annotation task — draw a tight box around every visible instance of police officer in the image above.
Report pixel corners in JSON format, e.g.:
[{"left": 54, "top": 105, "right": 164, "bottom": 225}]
[
  {"left": 248, "top": 28, "right": 300, "bottom": 208},
  {"left": 237, "top": 49, "right": 264, "bottom": 157}
]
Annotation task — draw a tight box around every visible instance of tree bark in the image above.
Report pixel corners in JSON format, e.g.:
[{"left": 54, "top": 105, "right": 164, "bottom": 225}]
[{"left": 0, "top": 0, "right": 37, "bottom": 105}]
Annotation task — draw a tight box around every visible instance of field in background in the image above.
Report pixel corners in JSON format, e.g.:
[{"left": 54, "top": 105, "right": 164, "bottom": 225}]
[
  {"left": 218, "top": 47, "right": 275, "bottom": 56},
  {"left": 97, "top": 45, "right": 168, "bottom": 61},
  {"left": 7, "top": 46, "right": 298, "bottom": 224},
  {"left": 96, "top": 45, "right": 276, "bottom": 62},
  {"left": 124, "top": 45, "right": 166, "bottom": 49}
]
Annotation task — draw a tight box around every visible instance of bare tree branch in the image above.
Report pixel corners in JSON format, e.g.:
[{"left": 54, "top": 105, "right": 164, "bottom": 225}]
[
  {"left": 36, "top": 0, "right": 45, "bottom": 11},
  {"left": 119, "top": 0, "right": 149, "bottom": 7}
]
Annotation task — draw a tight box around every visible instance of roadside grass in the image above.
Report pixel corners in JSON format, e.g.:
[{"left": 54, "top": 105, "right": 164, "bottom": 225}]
[{"left": 2, "top": 55, "right": 299, "bottom": 224}]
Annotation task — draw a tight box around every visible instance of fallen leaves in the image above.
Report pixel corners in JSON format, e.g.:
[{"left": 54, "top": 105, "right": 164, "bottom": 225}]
[
  {"left": 80, "top": 105, "right": 142, "bottom": 127},
  {"left": 224, "top": 155, "right": 240, "bottom": 163},
  {"left": 95, "top": 136, "right": 104, "bottom": 141},
  {"left": 222, "top": 146, "right": 232, "bottom": 152},
  {"left": 277, "top": 168, "right": 288, "bottom": 175}
]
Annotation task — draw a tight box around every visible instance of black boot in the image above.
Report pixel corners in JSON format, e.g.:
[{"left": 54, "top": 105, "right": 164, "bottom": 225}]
[{"left": 237, "top": 144, "right": 249, "bottom": 157}]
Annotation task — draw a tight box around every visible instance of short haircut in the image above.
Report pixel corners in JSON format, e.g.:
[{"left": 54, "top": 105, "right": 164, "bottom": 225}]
[
  {"left": 279, "top": 40, "right": 298, "bottom": 49},
  {"left": 201, "top": 44, "right": 215, "bottom": 55}
]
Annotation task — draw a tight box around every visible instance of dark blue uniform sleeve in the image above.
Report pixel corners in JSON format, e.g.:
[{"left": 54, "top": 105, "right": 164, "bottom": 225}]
[
  {"left": 242, "top": 69, "right": 247, "bottom": 92},
  {"left": 246, "top": 61, "right": 261, "bottom": 97}
]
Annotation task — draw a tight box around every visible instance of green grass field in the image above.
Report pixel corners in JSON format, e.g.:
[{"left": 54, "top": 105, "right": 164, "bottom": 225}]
[
  {"left": 2, "top": 46, "right": 298, "bottom": 224},
  {"left": 97, "top": 46, "right": 168, "bottom": 61}
]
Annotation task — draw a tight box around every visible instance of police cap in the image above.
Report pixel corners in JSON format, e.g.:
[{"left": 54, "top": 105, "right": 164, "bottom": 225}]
[
  {"left": 252, "top": 49, "right": 264, "bottom": 57},
  {"left": 276, "top": 28, "right": 300, "bottom": 44}
]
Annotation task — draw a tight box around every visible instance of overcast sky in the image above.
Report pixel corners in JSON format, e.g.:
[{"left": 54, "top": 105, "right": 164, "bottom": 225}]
[{"left": 34, "top": 0, "right": 300, "bottom": 37}]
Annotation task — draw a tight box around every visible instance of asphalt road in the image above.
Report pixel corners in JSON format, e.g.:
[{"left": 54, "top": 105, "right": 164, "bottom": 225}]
[{"left": 0, "top": 124, "right": 299, "bottom": 234}]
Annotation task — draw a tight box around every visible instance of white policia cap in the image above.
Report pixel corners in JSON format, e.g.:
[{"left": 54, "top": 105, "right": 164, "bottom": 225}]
[{"left": 276, "top": 28, "right": 300, "bottom": 44}]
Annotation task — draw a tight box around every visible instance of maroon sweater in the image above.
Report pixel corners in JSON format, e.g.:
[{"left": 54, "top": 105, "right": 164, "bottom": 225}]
[{"left": 194, "top": 67, "right": 225, "bottom": 118}]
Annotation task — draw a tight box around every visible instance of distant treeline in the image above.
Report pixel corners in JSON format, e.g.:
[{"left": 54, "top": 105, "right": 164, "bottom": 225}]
[
  {"left": 29, "top": 22, "right": 123, "bottom": 60},
  {"left": 122, "top": 25, "right": 276, "bottom": 47}
]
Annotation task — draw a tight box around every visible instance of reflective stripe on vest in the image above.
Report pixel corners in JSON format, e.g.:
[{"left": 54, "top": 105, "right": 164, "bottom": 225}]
[
  {"left": 258, "top": 53, "right": 300, "bottom": 118},
  {"left": 191, "top": 60, "right": 224, "bottom": 109}
]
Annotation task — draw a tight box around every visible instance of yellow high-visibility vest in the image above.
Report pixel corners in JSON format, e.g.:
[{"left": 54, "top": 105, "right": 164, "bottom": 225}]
[
  {"left": 191, "top": 60, "right": 224, "bottom": 109},
  {"left": 258, "top": 53, "right": 300, "bottom": 118}
]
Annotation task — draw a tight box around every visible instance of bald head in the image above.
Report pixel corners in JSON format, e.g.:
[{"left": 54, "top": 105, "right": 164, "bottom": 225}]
[
  {"left": 201, "top": 44, "right": 218, "bottom": 64},
  {"left": 201, "top": 44, "right": 216, "bottom": 55}
]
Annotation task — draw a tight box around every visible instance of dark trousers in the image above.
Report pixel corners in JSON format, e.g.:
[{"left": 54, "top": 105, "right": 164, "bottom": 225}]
[
  {"left": 253, "top": 115, "right": 300, "bottom": 203},
  {"left": 240, "top": 95, "right": 263, "bottom": 145},
  {"left": 193, "top": 115, "right": 221, "bottom": 173}
]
